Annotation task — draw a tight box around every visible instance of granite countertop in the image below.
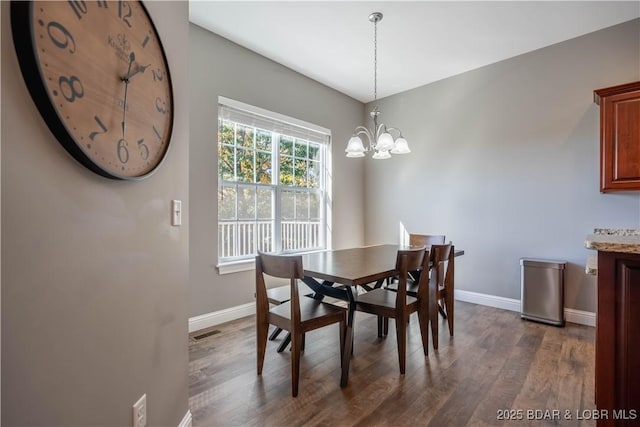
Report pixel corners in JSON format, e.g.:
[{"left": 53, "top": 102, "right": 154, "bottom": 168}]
[
  {"left": 586, "top": 254, "right": 597, "bottom": 275},
  {"left": 592, "top": 228, "right": 640, "bottom": 237},
  {"left": 584, "top": 229, "right": 640, "bottom": 275},
  {"left": 585, "top": 229, "right": 640, "bottom": 255}
]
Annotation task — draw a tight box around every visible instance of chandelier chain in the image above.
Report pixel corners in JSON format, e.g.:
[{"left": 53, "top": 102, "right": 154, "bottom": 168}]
[{"left": 373, "top": 17, "right": 377, "bottom": 101}]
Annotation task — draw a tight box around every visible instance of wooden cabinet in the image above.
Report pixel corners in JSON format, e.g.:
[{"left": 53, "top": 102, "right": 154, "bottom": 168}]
[
  {"left": 595, "top": 251, "right": 640, "bottom": 426},
  {"left": 594, "top": 82, "right": 640, "bottom": 192}
]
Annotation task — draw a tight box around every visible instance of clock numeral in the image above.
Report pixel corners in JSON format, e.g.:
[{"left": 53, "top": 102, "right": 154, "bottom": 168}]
[
  {"left": 58, "top": 75, "right": 84, "bottom": 103},
  {"left": 68, "top": 0, "right": 87, "bottom": 20},
  {"left": 138, "top": 139, "right": 149, "bottom": 160},
  {"left": 152, "top": 125, "right": 162, "bottom": 141},
  {"left": 117, "top": 139, "right": 129, "bottom": 164},
  {"left": 155, "top": 97, "right": 169, "bottom": 115},
  {"left": 47, "top": 21, "right": 76, "bottom": 54},
  {"left": 142, "top": 34, "right": 150, "bottom": 48},
  {"left": 152, "top": 69, "right": 164, "bottom": 82},
  {"left": 96, "top": 0, "right": 108, "bottom": 8},
  {"left": 118, "top": 1, "right": 133, "bottom": 28},
  {"left": 89, "top": 116, "right": 108, "bottom": 141}
]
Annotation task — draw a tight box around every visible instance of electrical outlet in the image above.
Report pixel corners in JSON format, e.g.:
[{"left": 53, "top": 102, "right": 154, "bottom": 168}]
[{"left": 132, "top": 394, "right": 147, "bottom": 427}]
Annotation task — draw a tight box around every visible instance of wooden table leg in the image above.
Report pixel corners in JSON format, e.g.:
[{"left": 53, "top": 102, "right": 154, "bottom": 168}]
[
  {"left": 269, "top": 327, "right": 283, "bottom": 340},
  {"left": 340, "top": 286, "right": 355, "bottom": 387},
  {"left": 277, "top": 333, "right": 291, "bottom": 353}
]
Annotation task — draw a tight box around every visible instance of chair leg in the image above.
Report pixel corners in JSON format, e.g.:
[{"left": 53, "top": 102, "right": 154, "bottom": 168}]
[
  {"left": 395, "top": 315, "right": 407, "bottom": 374},
  {"left": 417, "top": 306, "right": 429, "bottom": 356},
  {"left": 291, "top": 332, "right": 302, "bottom": 397},
  {"left": 339, "top": 320, "right": 346, "bottom": 366},
  {"left": 429, "top": 290, "right": 439, "bottom": 352},
  {"left": 269, "top": 327, "right": 283, "bottom": 341},
  {"left": 383, "top": 317, "right": 389, "bottom": 336},
  {"left": 430, "top": 307, "right": 439, "bottom": 350},
  {"left": 377, "top": 316, "right": 383, "bottom": 338},
  {"left": 445, "top": 294, "right": 454, "bottom": 336},
  {"left": 301, "top": 333, "right": 306, "bottom": 351},
  {"left": 257, "top": 318, "right": 269, "bottom": 375}
]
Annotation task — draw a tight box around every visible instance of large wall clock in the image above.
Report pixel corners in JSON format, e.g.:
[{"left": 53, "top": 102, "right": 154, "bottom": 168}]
[{"left": 11, "top": 0, "right": 174, "bottom": 180}]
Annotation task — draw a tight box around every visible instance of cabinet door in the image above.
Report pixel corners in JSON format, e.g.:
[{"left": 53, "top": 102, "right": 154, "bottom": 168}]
[
  {"left": 599, "top": 90, "right": 640, "bottom": 192},
  {"left": 596, "top": 252, "right": 640, "bottom": 426}
]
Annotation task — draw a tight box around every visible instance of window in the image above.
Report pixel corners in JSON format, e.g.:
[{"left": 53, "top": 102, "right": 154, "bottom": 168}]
[{"left": 217, "top": 98, "right": 331, "bottom": 268}]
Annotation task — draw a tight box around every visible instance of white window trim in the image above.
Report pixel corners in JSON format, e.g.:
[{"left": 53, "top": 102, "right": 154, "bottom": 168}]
[
  {"left": 216, "top": 97, "right": 333, "bottom": 271},
  {"left": 217, "top": 259, "right": 255, "bottom": 275},
  {"left": 218, "top": 96, "right": 331, "bottom": 136}
]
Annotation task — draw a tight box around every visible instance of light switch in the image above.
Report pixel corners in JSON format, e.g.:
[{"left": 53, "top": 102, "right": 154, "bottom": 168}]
[{"left": 172, "top": 200, "right": 182, "bottom": 226}]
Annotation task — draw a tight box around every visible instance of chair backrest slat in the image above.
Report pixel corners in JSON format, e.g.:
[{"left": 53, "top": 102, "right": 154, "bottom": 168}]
[
  {"left": 395, "top": 247, "right": 428, "bottom": 312},
  {"left": 395, "top": 247, "right": 426, "bottom": 272},
  {"left": 257, "top": 252, "right": 304, "bottom": 279},
  {"left": 256, "top": 251, "right": 303, "bottom": 325},
  {"left": 409, "top": 234, "right": 445, "bottom": 248},
  {"left": 430, "top": 243, "right": 452, "bottom": 290}
]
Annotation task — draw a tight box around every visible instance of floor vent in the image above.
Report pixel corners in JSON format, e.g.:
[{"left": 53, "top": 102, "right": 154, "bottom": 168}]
[{"left": 192, "top": 329, "right": 221, "bottom": 341}]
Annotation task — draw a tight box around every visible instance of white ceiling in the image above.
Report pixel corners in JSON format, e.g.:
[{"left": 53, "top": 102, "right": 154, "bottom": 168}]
[{"left": 189, "top": 1, "right": 640, "bottom": 103}]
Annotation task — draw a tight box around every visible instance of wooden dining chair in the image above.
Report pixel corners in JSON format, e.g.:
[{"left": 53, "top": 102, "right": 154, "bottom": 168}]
[
  {"left": 384, "top": 243, "right": 453, "bottom": 350},
  {"left": 354, "top": 247, "right": 430, "bottom": 374},
  {"left": 382, "top": 234, "right": 445, "bottom": 332},
  {"left": 256, "top": 251, "right": 347, "bottom": 397}
]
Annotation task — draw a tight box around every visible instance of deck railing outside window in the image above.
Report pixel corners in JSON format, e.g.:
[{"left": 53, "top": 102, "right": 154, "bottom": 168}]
[{"left": 218, "top": 220, "right": 321, "bottom": 259}]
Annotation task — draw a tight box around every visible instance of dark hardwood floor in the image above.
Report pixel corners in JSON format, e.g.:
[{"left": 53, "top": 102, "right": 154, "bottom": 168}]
[{"left": 189, "top": 301, "right": 595, "bottom": 426}]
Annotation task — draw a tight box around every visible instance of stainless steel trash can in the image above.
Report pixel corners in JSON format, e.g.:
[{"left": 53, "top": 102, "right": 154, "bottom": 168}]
[{"left": 520, "top": 258, "right": 566, "bottom": 326}]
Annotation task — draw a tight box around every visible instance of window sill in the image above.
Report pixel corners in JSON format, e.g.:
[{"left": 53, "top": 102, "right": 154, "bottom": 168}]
[
  {"left": 217, "top": 259, "right": 255, "bottom": 275},
  {"left": 216, "top": 248, "right": 328, "bottom": 275}
]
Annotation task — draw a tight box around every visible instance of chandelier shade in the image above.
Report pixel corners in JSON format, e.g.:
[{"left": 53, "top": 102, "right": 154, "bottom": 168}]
[
  {"left": 372, "top": 150, "right": 391, "bottom": 160},
  {"left": 376, "top": 132, "right": 395, "bottom": 152},
  {"left": 390, "top": 137, "right": 411, "bottom": 154},
  {"left": 345, "top": 12, "right": 410, "bottom": 160},
  {"left": 345, "top": 135, "right": 366, "bottom": 156}
]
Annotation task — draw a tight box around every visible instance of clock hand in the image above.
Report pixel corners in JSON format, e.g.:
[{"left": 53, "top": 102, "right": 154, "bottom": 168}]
[
  {"left": 121, "top": 52, "right": 135, "bottom": 138},
  {"left": 126, "top": 63, "right": 151, "bottom": 81},
  {"left": 122, "top": 51, "right": 135, "bottom": 83}
]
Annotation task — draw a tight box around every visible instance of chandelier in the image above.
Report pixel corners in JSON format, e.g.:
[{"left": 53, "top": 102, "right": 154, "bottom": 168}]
[{"left": 345, "top": 12, "right": 410, "bottom": 159}]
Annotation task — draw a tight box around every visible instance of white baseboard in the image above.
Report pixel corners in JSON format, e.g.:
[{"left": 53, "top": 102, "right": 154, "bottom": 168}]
[
  {"left": 188, "top": 290, "right": 595, "bottom": 333},
  {"left": 188, "top": 302, "right": 255, "bottom": 333},
  {"left": 564, "top": 308, "right": 596, "bottom": 327},
  {"left": 455, "top": 289, "right": 521, "bottom": 312},
  {"left": 454, "top": 289, "right": 595, "bottom": 327},
  {"left": 178, "top": 410, "right": 192, "bottom": 427}
]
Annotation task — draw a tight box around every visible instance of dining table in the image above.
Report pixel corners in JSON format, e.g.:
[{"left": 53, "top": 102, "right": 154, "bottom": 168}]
[{"left": 299, "top": 243, "right": 464, "bottom": 386}]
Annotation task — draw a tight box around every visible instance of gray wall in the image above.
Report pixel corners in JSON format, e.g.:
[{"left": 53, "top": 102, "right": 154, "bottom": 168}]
[
  {"left": 1, "top": 2, "right": 190, "bottom": 426},
  {"left": 364, "top": 19, "right": 640, "bottom": 313},
  {"left": 189, "top": 24, "right": 364, "bottom": 317}
]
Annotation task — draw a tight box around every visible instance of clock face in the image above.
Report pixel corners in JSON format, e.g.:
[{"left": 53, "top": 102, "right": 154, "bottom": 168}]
[{"left": 12, "top": 0, "right": 173, "bottom": 180}]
